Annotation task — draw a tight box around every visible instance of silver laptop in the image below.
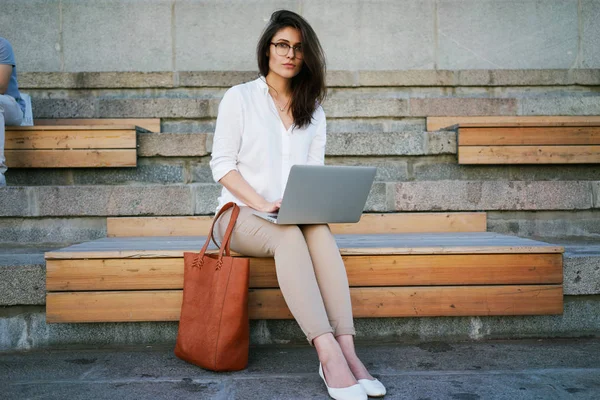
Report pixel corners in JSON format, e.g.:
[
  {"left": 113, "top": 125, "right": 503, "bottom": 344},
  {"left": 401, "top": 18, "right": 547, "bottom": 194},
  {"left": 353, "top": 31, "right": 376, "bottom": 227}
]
[{"left": 253, "top": 165, "right": 376, "bottom": 224}]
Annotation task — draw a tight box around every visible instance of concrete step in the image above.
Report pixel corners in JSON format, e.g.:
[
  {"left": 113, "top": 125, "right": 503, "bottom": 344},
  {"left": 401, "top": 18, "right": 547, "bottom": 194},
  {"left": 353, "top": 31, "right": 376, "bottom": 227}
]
[
  {"left": 20, "top": 69, "right": 600, "bottom": 89},
  {"left": 487, "top": 210, "right": 600, "bottom": 240},
  {"left": 1, "top": 298, "right": 600, "bottom": 352},
  {"left": 545, "top": 238, "right": 600, "bottom": 295},
  {"left": 0, "top": 244, "right": 58, "bottom": 306},
  {"left": 2, "top": 211, "right": 600, "bottom": 245},
  {"left": 0, "top": 218, "right": 106, "bottom": 245},
  {"left": 159, "top": 117, "right": 427, "bottom": 134},
  {"left": 1, "top": 338, "right": 599, "bottom": 399},
  {"left": 6, "top": 157, "right": 600, "bottom": 186},
  {"left": 0, "top": 181, "right": 598, "bottom": 217},
  {"left": 28, "top": 91, "right": 600, "bottom": 119},
  {"left": 6, "top": 127, "right": 457, "bottom": 167}
]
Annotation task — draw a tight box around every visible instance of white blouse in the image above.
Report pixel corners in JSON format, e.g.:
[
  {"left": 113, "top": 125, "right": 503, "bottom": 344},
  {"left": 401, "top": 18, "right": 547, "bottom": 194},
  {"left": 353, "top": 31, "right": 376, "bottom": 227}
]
[{"left": 210, "top": 77, "right": 326, "bottom": 212}]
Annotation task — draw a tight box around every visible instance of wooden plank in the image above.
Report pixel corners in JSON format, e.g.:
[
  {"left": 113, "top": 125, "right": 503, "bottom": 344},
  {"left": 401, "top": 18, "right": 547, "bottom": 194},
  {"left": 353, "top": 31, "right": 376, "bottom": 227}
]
[
  {"left": 106, "top": 213, "right": 488, "bottom": 237},
  {"left": 7, "top": 125, "right": 137, "bottom": 131},
  {"left": 34, "top": 119, "right": 161, "bottom": 132},
  {"left": 249, "top": 285, "right": 564, "bottom": 319},
  {"left": 45, "top": 285, "right": 564, "bottom": 323},
  {"left": 50, "top": 232, "right": 556, "bottom": 248},
  {"left": 51, "top": 248, "right": 538, "bottom": 259},
  {"left": 44, "top": 248, "right": 562, "bottom": 261},
  {"left": 5, "top": 129, "right": 136, "bottom": 150},
  {"left": 45, "top": 253, "right": 563, "bottom": 291},
  {"left": 458, "top": 122, "right": 600, "bottom": 128},
  {"left": 5, "top": 149, "right": 137, "bottom": 168},
  {"left": 107, "top": 216, "right": 213, "bottom": 237},
  {"left": 459, "top": 145, "right": 600, "bottom": 164},
  {"left": 332, "top": 213, "right": 487, "bottom": 234},
  {"left": 459, "top": 127, "right": 600, "bottom": 146},
  {"left": 427, "top": 116, "right": 600, "bottom": 131},
  {"left": 44, "top": 233, "right": 565, "bottom": 259},
  {"left": 44, "top": 246, "right": 564, "bottom": 259}
]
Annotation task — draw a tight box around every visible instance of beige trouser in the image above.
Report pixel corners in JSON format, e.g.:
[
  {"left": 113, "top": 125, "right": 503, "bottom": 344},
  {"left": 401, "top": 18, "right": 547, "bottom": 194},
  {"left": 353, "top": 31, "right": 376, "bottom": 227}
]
[{"left": 213, "top": 206, "right": 356, "bottom": 343}]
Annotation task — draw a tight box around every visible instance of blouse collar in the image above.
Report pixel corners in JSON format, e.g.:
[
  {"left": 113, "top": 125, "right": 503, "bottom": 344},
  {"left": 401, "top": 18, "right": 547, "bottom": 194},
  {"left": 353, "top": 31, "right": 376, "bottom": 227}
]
[{"left": 256, "top": 76, "right": 269, "bottom": 95}]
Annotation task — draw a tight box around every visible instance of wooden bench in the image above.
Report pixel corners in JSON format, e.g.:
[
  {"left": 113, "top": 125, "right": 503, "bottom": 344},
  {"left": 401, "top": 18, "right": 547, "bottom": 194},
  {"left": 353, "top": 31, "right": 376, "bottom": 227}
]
[
  {"left": 427, "top": 116, "right": 600, "bottom": 164},
  {"left": 4, "top": 119, "right": 159, "bottom": 168},
  {"left": 44, "top": 212, "right": 564, "bottom": 323}
]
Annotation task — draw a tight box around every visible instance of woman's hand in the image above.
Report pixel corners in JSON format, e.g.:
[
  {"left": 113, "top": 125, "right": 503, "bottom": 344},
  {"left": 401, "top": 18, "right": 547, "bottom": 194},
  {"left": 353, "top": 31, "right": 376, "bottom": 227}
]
[
  {"left": 219, "top": 170, "right": 280, "bottom": 211},
  {"left": 258, "top": 199, "right": 282, "bottom": 213}
]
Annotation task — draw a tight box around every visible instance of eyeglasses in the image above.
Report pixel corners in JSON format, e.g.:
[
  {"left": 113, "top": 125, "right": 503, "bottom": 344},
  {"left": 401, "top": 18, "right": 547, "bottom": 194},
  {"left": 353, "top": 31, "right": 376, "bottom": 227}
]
[{"left": 270, "top": 42, "right": 304, "bottom": 59}]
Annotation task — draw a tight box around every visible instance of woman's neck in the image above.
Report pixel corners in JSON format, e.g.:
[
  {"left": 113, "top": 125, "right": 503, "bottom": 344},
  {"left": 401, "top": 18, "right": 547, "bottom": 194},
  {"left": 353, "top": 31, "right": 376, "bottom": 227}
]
[{"left": 265, "top": 72, "right": 291, "bottom": 98}]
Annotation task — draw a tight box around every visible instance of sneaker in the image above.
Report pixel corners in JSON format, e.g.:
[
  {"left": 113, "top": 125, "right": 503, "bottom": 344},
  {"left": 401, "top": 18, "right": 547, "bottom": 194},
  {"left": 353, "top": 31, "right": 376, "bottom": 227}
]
[{"left": 0, "top": 174, "right": 6, "bottom": 187}]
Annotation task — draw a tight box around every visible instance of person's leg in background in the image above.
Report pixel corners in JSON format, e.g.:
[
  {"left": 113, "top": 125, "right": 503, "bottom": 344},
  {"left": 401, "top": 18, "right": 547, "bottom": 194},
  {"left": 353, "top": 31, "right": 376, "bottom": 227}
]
[
  {"left": 0, "top": 94, "right": 23, "bottom": 187},
  {"left": 214, "top": 207, "right": 358, "bottom": 388},
  {"left": 300, "top": 224, "right": 375, "bottom": 381}
]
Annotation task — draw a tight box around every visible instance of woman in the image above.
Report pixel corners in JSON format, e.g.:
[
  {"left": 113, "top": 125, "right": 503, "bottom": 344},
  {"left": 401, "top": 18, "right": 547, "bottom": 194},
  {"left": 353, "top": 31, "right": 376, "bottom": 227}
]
[{"left": 210, "top": 10, "right": 386, "bottom": 400}]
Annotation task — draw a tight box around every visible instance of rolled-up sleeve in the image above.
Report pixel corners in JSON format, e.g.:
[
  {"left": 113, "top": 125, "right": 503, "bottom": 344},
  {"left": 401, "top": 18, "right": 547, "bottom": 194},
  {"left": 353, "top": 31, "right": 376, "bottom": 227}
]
[
  {"left": 0, "top": 38, "right": 16, "bottom": 66},
  {"left": 307, "top": 110, "right": 326, "bottom": 165},
  {"left": 210, "top": 87, "right": 244, "bottom": 182}
]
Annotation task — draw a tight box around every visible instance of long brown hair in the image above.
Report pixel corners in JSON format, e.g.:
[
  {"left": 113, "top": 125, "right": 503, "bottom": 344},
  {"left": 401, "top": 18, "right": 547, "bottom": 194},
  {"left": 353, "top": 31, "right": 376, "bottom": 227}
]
[{"left": 257, "top": 10, "right": 327, "bottom": 129}]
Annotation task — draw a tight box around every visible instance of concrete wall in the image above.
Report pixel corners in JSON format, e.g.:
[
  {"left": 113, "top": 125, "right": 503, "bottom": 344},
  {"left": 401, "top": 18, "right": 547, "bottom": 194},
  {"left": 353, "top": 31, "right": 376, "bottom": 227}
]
[{"left": 1, "top": 0, "right": 599, "bottom": 72}]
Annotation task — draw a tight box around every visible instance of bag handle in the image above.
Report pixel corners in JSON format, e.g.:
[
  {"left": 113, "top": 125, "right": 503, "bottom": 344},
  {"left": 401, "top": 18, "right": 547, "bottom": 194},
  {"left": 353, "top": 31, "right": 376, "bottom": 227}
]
[
  {"left": 217, "top": 203, "right": 239, "bottom": 257},
  {"left": 195, "top": 202, "right": 240, "bottom": 267}
]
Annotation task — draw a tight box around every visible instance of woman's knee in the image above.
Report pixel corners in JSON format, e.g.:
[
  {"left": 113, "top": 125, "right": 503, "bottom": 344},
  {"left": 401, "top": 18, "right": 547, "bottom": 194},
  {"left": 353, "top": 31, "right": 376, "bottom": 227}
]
[
  {"left": 278, "top": 224, "right": 305, "bottom": 245},
  {"left": 301, "top": 224, "right": 332, "bottom": 239},
  {"left": 305, "top": 224, "right": 330, "bottom": 233}
]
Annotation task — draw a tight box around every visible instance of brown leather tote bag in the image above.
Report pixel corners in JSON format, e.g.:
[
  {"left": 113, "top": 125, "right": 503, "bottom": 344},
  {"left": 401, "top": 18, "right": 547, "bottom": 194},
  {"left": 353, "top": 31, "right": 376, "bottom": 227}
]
[{"left": 175, "top": 202, "right": 250, "bottom": 371}]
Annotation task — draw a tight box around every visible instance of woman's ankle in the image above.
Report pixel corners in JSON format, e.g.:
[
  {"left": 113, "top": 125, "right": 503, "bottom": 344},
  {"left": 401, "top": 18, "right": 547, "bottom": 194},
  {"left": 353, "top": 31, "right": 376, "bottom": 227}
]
[
  {"left": 335, "top": 335, "right": 357, "bottom": 358},
  {"left": 314, "top": 333, "right": 343, "bottom": 363},
  {"left": 334, "top": 335, "right": 374, "bottom": 381},
  {"left": 313, "top": 333, "right": 358, "bottom": 387}
]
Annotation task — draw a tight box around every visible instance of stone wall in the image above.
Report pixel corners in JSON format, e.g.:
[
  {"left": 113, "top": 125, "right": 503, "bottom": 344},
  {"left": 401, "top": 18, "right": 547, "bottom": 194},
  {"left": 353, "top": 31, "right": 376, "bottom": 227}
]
[{"left": 1, "top": 0, "right": 599, "bottom": 72}]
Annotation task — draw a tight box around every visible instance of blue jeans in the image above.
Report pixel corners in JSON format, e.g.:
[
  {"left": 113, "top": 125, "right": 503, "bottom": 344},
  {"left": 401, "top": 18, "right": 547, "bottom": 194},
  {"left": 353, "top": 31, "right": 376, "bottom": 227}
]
[{"left": 0, "top": 94, "right": 24, "bottom": 186}]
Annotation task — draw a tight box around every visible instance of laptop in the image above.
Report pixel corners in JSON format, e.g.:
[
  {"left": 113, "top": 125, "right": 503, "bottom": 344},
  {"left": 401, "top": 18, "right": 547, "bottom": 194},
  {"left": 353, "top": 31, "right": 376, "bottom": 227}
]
[{"left": 253, "top": 165, "right": 377, "bottom": 224}]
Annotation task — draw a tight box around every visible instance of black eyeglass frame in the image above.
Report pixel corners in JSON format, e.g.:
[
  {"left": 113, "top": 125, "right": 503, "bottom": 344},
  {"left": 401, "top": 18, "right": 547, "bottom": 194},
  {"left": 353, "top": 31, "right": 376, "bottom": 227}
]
[{"left": 270, "top": 42, "right": 304, "bottom": 59}]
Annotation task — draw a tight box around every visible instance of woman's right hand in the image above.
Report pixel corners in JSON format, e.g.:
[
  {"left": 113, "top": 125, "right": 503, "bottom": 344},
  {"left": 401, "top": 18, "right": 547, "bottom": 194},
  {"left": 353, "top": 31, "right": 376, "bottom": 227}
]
[
  {"left": 258, "top": 199, "right": 282, "bottom": 213},
  {"left": 218, "top": 171, "right": 282, "bottom": 213}
]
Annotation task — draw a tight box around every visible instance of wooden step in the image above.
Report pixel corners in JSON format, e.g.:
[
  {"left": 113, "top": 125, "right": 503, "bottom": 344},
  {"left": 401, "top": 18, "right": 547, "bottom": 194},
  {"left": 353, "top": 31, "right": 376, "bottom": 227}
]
[
  {"left": 45, "top": 285, "right": 564, "bottom": 323},
  {"left": 443, "top": 117, "right": 600, "bottom": 164},
  {"left": 7, "top": 124, "right": 138, "bottom": 131},
  {"left": 5, "top": 128, "right": 136, "bottom": 150},
  {"left": 459, "top": 145, "right": 600, "bottom": 164},
  {"left": 106, "top": 212, "right": 488, "bottom": 237},
  {"left": 5, "top": 125, "right": 138, "bottom": 168},
  {"left": 45, "top": 232, "right": 564, "bottom": 323},
  {"left": 458, "top": 126, "right": 600, "bottom": 146},
  {"left": 5, "top": 149, "right": 137, "bottom": 168}
]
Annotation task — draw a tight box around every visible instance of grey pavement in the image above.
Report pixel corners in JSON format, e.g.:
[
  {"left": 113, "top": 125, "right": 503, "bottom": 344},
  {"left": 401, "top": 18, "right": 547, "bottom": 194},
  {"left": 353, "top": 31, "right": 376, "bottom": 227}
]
[{"left": 1, "top": 338, "right": 599, "bottom": 400}]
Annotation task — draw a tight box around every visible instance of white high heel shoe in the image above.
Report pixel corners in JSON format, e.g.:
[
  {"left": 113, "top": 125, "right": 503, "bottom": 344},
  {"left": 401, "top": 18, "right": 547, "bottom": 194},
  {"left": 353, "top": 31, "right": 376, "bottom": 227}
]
[
  {"left": 319, "top": 363, "right": 367, "bottom": 400},
  {"left": 358, "top": 378, "right": 387, "bottom": 397}
]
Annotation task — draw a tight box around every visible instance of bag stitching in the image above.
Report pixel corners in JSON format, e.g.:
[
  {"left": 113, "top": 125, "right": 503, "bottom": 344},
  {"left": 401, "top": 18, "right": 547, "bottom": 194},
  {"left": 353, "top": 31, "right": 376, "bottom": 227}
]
[{"left": 213, "top": 249, "right": 235, "bottom": 369}]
